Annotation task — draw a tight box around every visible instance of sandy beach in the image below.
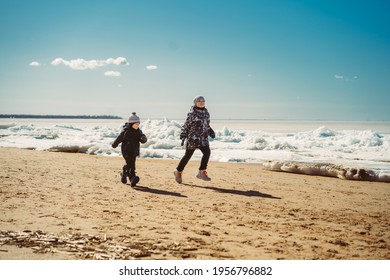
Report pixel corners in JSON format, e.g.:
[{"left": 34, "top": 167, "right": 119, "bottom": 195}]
[{"left": 0, "top": 147, "right": 389, "bottom": 260}]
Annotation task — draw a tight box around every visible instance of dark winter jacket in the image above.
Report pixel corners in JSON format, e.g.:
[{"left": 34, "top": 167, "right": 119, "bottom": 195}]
[
  {"left": 181, "top": 106, "right": 215, "bottom": 150},
  {"left": 112, "top": 124, "right": 147, "bottom": 156}
]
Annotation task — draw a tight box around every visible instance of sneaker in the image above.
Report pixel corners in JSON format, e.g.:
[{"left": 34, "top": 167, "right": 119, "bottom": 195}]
[
  {"left": 197, "top": 170, "right": 211, "bottom": 181},
  {"left": 174, "top": 170, "right": 183, "bottom": 184},
  {"left": 130, "top": 176, "right": 140, "bottom": 187},
  {"left": 120, "top": 172, "right": 127, "bottom": 184}
]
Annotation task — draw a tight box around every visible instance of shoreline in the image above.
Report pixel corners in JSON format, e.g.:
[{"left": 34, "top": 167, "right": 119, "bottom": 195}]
[
  {"left": 1, "top": 119, "right": 389, "bottom": 182},
  {"left": 4, "top": 147, "right": 390, "bottom": 183},
  {"left": 1, "top": 147, "right": 389, "bottom": 260}
]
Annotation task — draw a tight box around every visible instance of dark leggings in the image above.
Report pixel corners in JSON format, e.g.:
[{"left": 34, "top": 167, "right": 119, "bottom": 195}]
[
  {"left": 177, "top": 146, "right": 211, "bottom": 172},
  {"left": 123, "top": 154, "right": 137, "bottom": 177}
]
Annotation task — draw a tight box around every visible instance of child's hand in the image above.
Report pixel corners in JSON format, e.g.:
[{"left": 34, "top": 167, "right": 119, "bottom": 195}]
[
  {"left": 180, "top": 131, "right": 187, "bottom": 140},
  {"left": 209, "top": 128, "right": 215, "bottom": 139},
  {"left": 140, "top": 134, "right": 147, "bottom": 143}
]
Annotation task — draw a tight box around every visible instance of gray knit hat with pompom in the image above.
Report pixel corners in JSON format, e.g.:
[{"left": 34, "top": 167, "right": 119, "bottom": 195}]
[{"left": 128, "top": 112, "right": 140, "bottom": 123}]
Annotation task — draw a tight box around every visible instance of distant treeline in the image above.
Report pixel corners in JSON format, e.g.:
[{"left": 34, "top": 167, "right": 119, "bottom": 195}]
[{"left": 0, "top": 114, "right": 123, "bottom": 119}]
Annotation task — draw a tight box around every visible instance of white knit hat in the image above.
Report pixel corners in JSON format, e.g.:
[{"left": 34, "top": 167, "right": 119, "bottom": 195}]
[
  {"left": 193, "top": 95, "right": 205, "bottom": 104},
  {"left": 128, "top": 112, "right": 140, "bottom": 123}
]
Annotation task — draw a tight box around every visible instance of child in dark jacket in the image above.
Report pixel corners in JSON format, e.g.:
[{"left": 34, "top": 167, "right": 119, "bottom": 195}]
[{"left": 112, "top": 112, "right": 147, "bottom": 187}]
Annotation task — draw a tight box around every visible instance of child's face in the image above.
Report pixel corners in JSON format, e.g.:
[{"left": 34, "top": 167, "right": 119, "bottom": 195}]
[
  {"left": 131, "top": 122, "right": 140, "bottom": 129},
  {"left": 196, "top": 99, "right": 205, "bottom": 108}
]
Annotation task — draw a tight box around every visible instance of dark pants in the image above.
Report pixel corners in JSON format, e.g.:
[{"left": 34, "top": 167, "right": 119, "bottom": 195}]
[
  {"left": 177, "top": 146, "right": 210, "bottom": 172},
  {"left": 123, "top": 154, "right": 137, "bottom": 177}
]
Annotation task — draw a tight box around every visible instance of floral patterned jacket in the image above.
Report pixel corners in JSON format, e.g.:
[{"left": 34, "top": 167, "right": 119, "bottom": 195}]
[{"left": 181, "top": 106, "right": 214, "bottom": 150}]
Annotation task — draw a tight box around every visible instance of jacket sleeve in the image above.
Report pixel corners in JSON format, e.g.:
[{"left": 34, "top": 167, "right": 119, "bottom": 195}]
[
  {"left": 181, "top": 112, "right": 194, "bottom": 139},
  {"left": 112, "top": 131, "right": 124, "bottom": 148}
]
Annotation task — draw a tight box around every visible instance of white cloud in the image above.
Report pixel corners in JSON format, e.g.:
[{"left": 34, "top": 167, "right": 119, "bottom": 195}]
[
  {"left": 334, "top": 74, "right": 358, "bottom": 82},
  {"left": 104, "top": 71, "right": 121, "bottom": 77},
  {"left": 51, "top": 57, "right": 128, "bottom": 70},
  {"left": 29, "top": 61, "right": 41, "bottom": 66},
  {"left": 106, "top": 57, "right": 128, "bottom": 65},
  {"left": 146, "top": 65, "right": 158, "bottom": 70}
]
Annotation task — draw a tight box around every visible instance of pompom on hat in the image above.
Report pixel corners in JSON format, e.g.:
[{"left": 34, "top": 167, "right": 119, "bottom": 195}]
[
  {"left": 193, "top": 95, "right": 205, "bottom": 105},
  {"left": 128, "top": 112, "right": 140, "bottom": 123}
]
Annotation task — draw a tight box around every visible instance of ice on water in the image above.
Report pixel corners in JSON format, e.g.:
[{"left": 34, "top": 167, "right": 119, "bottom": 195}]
[{"left": 1, "top": 118, "right": 389, "bottom": 182}]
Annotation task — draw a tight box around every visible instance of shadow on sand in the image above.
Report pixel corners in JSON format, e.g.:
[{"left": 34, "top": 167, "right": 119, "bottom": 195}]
[
  {"left": 130, "top": 185, "right": 187, "bottom": 198},
  {"left": 182, "top": 183, "right": 281, "bottom": 199}
]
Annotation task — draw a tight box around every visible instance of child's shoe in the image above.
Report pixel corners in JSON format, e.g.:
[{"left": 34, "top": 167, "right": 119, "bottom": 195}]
[
  {"left": 196, "top": 170, "right": 211, "bottom": 181},
  {"left": 130, "top": 176, "right": 140, "bottom": 187},
  {"left": 174, "top": 170, "right": 183, "bottom": 184},
  {"left": 120, "top": 172, "right": 127, "bottom": 184}
]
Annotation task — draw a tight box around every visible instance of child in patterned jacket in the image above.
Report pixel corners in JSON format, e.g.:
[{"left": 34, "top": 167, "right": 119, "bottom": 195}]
[{"left": 174, "top": 96, "right": 215, "bottom": 184}]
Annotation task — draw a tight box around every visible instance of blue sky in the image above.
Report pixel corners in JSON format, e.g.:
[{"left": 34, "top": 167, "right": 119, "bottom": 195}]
[{"left": 0, "top": 0, "right": 389, "bottom": 120}]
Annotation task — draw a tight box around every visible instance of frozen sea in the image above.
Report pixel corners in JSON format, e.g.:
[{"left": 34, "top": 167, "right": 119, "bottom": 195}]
[{"left": 1, "top": 118, "right": 389, "bottom": 182}]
